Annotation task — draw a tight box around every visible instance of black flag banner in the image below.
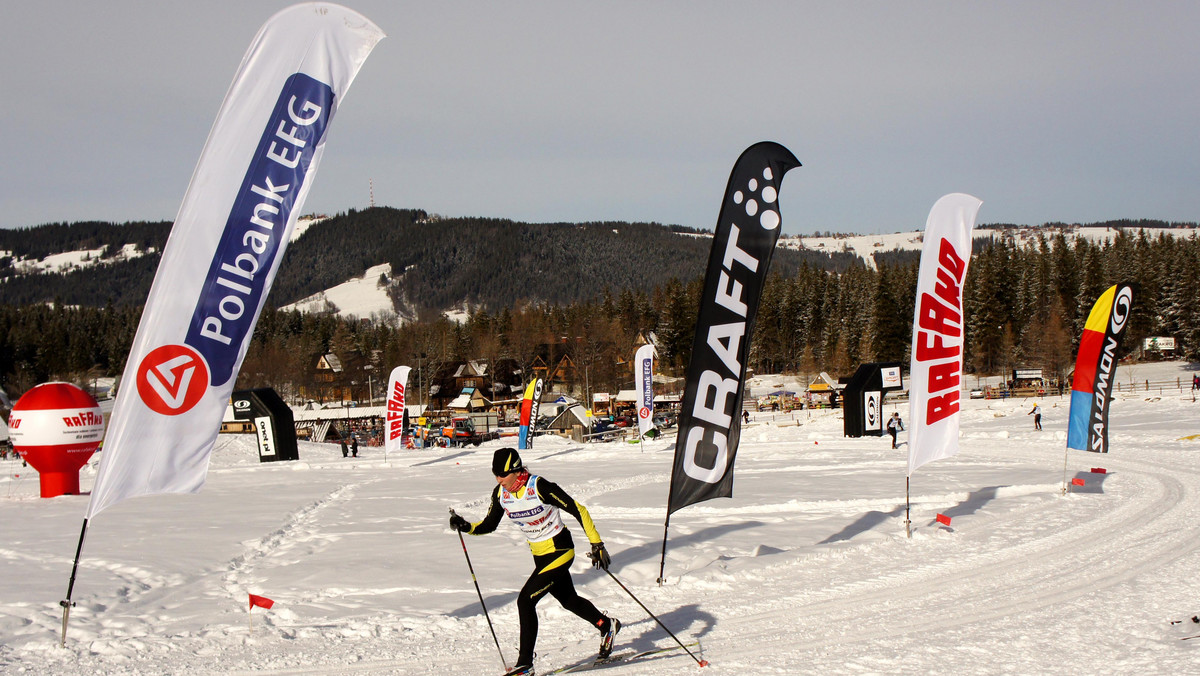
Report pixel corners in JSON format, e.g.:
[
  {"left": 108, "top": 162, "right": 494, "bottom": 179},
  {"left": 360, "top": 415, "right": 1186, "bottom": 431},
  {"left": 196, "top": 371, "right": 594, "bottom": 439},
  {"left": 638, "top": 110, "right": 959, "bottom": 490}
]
[{"left": 667, "top": 142, "right": 800, "bottom": 514}]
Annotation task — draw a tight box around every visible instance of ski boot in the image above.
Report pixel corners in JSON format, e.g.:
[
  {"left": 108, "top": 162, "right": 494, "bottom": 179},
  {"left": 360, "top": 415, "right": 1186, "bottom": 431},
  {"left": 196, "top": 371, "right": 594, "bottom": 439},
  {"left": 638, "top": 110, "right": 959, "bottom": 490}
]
[{"left": 598, "top": 617, "right": 621, "bottom": 660}]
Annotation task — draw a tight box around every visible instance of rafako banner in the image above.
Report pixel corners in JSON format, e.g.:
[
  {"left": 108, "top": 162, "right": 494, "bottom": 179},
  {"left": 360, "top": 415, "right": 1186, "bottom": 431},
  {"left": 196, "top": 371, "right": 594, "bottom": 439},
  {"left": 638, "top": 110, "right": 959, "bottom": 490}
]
[
  {"left": 667, "top": 142, "right": 800, "bottom": 515},
  {"left": 87, "top": 4, "right": 383, "bottom": 519},
  {"left": 906, "top": 194, "right": 982, "bottom": 476},
  {"left": 385, "top": 366, "right": 412, "bottom": 456}
]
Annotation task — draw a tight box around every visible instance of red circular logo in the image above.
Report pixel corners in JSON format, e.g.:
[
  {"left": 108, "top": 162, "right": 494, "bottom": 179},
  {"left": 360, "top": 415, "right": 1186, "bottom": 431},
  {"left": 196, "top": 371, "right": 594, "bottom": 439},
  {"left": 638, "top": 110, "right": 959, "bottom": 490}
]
[
  {"left": 639, "top": 407, "right": 651, "bottom": 419},
  {"left": 136, "top": 344, "right": 210, "bottom": 416}
]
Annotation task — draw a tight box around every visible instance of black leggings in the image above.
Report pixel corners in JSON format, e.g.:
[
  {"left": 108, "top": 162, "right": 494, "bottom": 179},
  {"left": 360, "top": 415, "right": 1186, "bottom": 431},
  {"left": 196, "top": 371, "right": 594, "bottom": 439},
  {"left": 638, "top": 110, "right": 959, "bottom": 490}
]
[{"left": 516, "top": 540, "right": 607, "bottom": 665}]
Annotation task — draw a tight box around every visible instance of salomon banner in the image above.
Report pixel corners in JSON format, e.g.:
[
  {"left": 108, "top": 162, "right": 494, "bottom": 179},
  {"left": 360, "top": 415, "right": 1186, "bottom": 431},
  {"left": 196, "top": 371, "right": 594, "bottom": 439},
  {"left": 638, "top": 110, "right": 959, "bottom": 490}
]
[
  {"left": 666, "top": 142, "right": 800, "bottom": 514},
  {"left": 1067, "top": 283, "right": 1135, "bottom": 453},
  {"left": 634, "top": 344, "right": 656, "bottom": 438},
  {"left": 385, "top": 366, "right": 411, "bottom": 456},
  {"left": 85, "top": 4, "right": 383, "bottom": 519},
  {"left": 518, "top": 378, "right": 543, "bottom": 450},
  {"left": 907, "top": 194, "right": 982, "bottom": 476}
]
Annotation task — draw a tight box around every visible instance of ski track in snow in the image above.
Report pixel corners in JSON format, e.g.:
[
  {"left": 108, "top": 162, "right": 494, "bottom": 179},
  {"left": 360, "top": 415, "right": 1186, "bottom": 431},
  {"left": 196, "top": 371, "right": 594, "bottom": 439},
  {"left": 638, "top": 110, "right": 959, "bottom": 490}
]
[
  {"left": 710, "top": 449, "right": 1200, "bottom": 664},
  {"left": 219, "top": 482, "right": 366, "bottom": 599}
]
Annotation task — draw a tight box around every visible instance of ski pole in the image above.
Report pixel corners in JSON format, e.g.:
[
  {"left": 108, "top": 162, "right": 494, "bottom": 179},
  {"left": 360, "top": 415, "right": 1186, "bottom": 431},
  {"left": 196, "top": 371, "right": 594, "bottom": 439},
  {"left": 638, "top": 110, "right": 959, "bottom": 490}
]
[
  {"left": 600, "top": 567, "right": 708, "bottom": 667},
  {"left": 450, "top": 508, "right": 507, "bottom": 671}
]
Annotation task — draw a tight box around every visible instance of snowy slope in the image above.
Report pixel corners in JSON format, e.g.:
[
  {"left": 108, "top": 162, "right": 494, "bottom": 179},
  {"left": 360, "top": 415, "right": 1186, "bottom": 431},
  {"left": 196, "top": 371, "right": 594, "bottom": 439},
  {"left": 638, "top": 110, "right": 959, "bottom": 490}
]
[
  {"left": 779, "top": 224, "right": 1200, "bottom": 269},
  {"left": 280, "top": 262, "right": 396, "bottom": 321},
  {"left": 3, "top": 362, "right": 1200, "bottom": 674}
]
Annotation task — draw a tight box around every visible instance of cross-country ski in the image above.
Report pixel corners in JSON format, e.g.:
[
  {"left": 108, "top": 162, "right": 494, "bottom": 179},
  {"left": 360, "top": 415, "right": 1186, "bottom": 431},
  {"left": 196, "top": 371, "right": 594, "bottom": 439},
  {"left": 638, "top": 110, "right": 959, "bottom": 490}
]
[{"left": 543, "top": 641, "right": 703, "bottom": 674}]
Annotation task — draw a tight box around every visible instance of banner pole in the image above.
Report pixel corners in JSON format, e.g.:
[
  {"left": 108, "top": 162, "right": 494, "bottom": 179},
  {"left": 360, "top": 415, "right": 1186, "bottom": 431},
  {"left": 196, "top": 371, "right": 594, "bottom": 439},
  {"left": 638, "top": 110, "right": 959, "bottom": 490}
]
[
  {"left": 1060, "top": 446, "right": 1070, "bottom": 495},
  {"left": 904, "top": 478, "right": 911, "bottom": 539},
  {"left": 656, "top": 513, "right": 671, "bottom": 586},
  {"left": 59, "top": 517, "right": 89, "bottom": 647}
]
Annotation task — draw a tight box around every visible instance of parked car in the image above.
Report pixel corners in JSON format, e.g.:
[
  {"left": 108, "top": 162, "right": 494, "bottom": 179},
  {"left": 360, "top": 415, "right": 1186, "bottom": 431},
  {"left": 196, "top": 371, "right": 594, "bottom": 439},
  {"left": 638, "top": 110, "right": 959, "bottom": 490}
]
[
  {"left": 653, "top": 413, "right": 677, "bottom": 429},
  {"left": 969, "top": 389, "right": 985, "bottom": 399}
]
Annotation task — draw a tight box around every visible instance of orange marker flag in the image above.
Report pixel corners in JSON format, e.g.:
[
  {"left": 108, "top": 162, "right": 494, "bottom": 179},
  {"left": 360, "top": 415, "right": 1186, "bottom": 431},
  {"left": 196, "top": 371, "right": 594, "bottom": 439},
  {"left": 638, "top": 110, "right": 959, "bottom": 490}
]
[
  {"left": 935, "top": 513, "right": 951, "bottom": 526},
  {"left": 1072, "top": 478, "right": 1086, "bottom": 486}
]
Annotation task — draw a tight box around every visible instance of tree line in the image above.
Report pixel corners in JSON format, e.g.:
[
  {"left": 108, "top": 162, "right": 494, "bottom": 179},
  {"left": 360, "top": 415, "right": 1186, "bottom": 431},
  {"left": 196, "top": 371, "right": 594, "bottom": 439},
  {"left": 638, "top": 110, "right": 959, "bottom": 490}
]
[
  {"left": 1, "top": 226, "right": 1196, "bottom": 403},
  {"left": 0, "top": 208, "right": 859, "bottom": 310}
]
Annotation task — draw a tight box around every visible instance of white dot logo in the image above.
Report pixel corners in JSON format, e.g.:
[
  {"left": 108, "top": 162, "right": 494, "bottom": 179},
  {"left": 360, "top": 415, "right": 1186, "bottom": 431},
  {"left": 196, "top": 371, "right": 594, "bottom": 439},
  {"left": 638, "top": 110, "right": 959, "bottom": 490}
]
[{"left": 731, "top": 165, "right": 781, "bottom": 230}]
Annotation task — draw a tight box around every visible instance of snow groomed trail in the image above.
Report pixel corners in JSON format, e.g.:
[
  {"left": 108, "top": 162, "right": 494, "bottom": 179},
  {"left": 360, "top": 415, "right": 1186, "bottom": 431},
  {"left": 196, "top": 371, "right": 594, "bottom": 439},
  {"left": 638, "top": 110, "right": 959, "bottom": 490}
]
[{"left": 3, "top": 367, "right": 1200, "bottom": 674}]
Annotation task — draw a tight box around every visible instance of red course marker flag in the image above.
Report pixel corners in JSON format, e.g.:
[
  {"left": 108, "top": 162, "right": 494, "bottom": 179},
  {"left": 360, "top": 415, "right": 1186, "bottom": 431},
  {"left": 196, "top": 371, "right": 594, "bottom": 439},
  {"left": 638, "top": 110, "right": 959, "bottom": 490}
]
[
  {"left": 1090, "top": 468, "right": 1107, "bottom": 474},
  {"left": 936, "top": 513, "right": 951, "bottom": 526},
  {"left": 1072, "top": 478, "right": 1086, "bottom": 486},
  {"left": 249, "top": 594, "right": 275, "bottom": 610}
]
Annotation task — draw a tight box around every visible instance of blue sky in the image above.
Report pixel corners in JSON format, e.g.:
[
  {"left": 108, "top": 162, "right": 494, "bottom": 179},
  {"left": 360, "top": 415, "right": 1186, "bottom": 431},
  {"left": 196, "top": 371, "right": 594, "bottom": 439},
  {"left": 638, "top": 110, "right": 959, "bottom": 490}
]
[{"left": 2, "top": 1, "right": 1198, "bottom": 235}]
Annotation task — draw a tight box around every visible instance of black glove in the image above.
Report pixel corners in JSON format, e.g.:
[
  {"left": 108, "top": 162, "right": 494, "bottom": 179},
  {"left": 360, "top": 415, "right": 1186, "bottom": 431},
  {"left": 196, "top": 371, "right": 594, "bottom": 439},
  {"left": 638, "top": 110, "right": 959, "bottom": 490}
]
[
  {"left": 449, "top": 513, "right": 471, "bottom": 532},
  {"left": 589, "top": 542, "right": 611, "bottom": 571}
]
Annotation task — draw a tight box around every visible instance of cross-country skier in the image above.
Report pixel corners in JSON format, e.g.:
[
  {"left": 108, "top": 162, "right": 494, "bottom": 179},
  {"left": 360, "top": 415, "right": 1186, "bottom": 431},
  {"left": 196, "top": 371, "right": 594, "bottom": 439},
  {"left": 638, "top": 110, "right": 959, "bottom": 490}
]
[
  {"left": 1028, "top": 402, "right": 1042, "bottom": 430},
  {"left": 886, "top": 412, "right": 904, "bottom": 449},
  {"left": 450, "top": 448, "right": 620, "bottom": 676}
]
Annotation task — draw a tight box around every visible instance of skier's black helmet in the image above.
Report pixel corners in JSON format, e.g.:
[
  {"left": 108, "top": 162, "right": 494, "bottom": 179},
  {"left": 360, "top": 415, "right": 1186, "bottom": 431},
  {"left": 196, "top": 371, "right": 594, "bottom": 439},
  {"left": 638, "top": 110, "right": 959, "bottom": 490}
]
[{"left": 493, "top": 448, "right": 523, "bottom": 476}]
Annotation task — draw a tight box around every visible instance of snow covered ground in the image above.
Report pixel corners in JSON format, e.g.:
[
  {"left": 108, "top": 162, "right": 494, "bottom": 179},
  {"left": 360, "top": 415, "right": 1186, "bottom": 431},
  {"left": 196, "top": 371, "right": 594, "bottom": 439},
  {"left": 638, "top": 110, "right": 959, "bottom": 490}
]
[{"left": 3, "top": 362, "right": 1200, "bottom": 674}]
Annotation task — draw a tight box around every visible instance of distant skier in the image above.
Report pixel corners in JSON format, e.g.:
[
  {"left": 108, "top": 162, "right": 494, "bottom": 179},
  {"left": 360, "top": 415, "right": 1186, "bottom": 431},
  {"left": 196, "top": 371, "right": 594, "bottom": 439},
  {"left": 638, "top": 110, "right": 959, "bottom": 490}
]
[
  {"left": 1028, "top": 403, "right": 1042, "bottom": 431},
  {"left": 350, "top": 434, "right": 359, "bottom": 457},
  {"left": 450, "top": 448, "right": 620, "bottom": 676},
  {"left": 742, "top": 409, "right": 750, "bottom": 425},
  {"left": 886, "top": 412, "right": 904, "bottom": 449}
]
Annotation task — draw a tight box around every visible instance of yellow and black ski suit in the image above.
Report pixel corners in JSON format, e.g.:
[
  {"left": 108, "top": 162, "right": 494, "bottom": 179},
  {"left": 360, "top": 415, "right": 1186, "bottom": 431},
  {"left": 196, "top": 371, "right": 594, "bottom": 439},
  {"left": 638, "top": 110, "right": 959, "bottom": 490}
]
[{"left": 463, "top": 474, "right": 611, "bottom": 666}]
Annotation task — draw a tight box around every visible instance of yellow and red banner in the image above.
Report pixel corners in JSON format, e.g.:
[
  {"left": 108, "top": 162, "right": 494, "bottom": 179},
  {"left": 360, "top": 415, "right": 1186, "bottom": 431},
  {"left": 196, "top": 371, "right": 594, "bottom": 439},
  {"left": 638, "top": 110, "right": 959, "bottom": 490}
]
[{"left": 1067, "top": 283, "right": 1135, "bottom": 453}]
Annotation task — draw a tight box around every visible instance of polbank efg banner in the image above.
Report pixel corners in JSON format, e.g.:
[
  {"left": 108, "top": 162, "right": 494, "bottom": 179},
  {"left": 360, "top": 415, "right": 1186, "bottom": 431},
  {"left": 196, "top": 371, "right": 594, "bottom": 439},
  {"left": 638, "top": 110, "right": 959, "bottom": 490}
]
[
  {"left": 86, "top": 4, "right": 383, "bottom": 519},
  {"left": 667, "top": 142, "right": 800, "bottom": 515},
  {"left": 634, "top": 344, "right": 655, "bottom": 438}
]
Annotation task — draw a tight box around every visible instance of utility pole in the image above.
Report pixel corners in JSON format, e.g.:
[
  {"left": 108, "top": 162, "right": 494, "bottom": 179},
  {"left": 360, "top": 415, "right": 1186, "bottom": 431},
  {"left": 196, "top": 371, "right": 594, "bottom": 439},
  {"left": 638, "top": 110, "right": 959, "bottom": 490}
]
[{"left": 364, "top": 364, "right": 374, "bottom": 406}]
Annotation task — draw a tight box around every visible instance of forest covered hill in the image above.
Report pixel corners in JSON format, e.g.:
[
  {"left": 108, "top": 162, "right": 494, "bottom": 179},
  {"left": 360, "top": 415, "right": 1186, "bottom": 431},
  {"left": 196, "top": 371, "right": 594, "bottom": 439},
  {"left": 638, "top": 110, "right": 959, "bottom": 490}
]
[{"left": 0, "top": 207, "right": 862, "bottom": 312}]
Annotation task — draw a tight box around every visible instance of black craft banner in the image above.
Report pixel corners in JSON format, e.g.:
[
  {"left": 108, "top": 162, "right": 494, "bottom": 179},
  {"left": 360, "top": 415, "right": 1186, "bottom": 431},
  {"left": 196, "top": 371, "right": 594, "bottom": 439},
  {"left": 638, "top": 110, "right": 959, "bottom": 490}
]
[{"left": 667, "top": 142, "right": 800, "bottom": 514}]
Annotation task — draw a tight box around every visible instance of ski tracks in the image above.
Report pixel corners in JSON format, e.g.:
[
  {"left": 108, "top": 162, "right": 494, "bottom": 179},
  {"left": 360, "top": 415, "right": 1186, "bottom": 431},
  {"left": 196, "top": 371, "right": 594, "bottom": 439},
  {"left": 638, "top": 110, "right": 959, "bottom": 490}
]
[
  {"left": 218, "top": 481, "right": 367, "bottom": 601},
  {"left": 682, "top": 444, "right": 1200, "bottom": 672},
  {"left": 71, "top": 481, "right": 369, "bottom": 651}
]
